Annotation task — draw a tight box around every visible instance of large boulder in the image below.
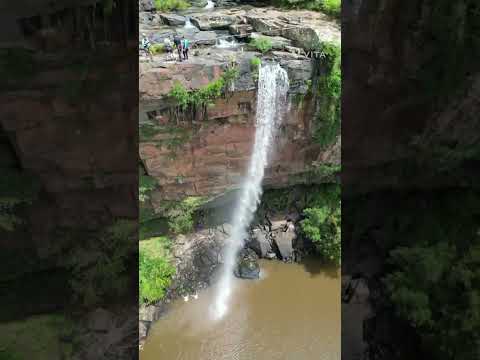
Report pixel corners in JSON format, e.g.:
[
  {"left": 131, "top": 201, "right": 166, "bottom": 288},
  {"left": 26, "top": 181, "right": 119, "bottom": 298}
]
[
  {"left": 281, "top": 27, "right": 323, "bottom": 51},
  {"left": 229, "top": 24, "right": 254, "bottom": 37},
  {"left": 234, "top": 248, "right": 260, "bottom": 279},
  {"left": 139, "top": 0, "right": 155, "bottom": 12},
  {"left": 246, "top": 16, "right": 282, "bottom": 36},
  {"left": 191, "top": 15, "right": 235, "bottom": 30},
  {"left": 160, "top": 13, "right": 187, "bottom": 26},
  {"left": 273, "top": 222, "right": 296, "bottom": 260},
  {"left": 248, "top": 227, "right": 272, "bottom": 257},
  {"left": 193, "top": 31, "right": 219, "bottom": 45}
]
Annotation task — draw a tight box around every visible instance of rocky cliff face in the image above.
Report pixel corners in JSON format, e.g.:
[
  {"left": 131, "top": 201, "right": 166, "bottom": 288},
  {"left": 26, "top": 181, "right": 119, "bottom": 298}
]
[
  {"left": 343, "top": 0, "right": 480, "bottom": 194},
  {"left": 139, "top": 5, "right": 341, "bottom": 205},
  {"left": 342, "top": 1, "right": 480, "bottom": 359}
]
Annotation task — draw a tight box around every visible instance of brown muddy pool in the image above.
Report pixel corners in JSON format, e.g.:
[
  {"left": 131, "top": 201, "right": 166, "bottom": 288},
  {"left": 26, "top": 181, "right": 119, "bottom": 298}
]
[{"left": 140, "top": 259, "right": 340, "bottom": 360}]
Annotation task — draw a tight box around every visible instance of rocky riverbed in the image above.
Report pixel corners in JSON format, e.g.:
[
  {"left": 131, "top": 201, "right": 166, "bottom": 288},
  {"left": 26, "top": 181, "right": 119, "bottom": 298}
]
[{"left": 139, "top": 212, "right": 312, "bottom": 345}]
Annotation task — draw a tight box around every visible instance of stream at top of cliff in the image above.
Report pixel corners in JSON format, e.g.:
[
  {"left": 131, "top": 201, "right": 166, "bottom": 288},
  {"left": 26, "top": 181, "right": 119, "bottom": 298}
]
[{"left": 140, "top": 259, "right": 340, "bottom": 360}]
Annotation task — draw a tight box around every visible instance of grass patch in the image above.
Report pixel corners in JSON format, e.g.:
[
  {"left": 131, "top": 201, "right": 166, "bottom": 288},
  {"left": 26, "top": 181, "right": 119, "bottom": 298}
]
[
  {"left": 154, "top": 0, "right": 190, "bottom": 11},
  {"left": 139, "top": 237, "right": 175, "bottom": 305},
  {"left": 150, "top": 43, "right": 165, "bottom": 55},
  {"left": 249, "top": 37, "right": 273, "bottom": 53}
]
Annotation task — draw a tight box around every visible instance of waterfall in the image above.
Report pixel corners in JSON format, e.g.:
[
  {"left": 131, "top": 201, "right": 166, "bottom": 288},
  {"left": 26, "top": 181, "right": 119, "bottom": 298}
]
[
  {"left": 204, "top": 0, "right": 215, "bottom": 9},
  {"left": 210, "top": 63, "right": 289, "bottom": 321},
  {"left": 184, "top": 17, "right": 196, "bottom": 29},
  {"left": 215, "top": 37, "right": 239, "bottom": 49}
]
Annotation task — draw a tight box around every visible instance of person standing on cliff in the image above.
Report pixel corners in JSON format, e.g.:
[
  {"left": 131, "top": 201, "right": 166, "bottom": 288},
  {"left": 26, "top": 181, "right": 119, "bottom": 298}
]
[
  {"left": 173, "top": 34, "right": 183, "bottom": 61},
  {"left": 182, "top": 36, "right": 190, "bottom": 60},
  {"left": 141, "top": 33, "right": 153, "bottom": 61}
]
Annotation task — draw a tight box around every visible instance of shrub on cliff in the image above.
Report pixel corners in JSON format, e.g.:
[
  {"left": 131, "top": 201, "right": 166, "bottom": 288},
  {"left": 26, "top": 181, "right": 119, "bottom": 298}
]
[
  {"left": 250, "top": 37, "right": 273, "bottom": 54},
  {"left": 139, "top": 237, "right": 175, "bottom": 305},
  {"left": 300, "top": 183, "right": 341, "bottom": 264},
  {"left": 250, "top": 56, "right": 261, "bottom": 81},
  {"left": 154, "top": 0, "right": 190, "bottom": 11},
  {"left": 166, "top": 197, "right": 204, "bottom": 234},
  {"left": 169, "top": 65, "right": 239, "bottom": 121},
  {"left": 313, "top": 42, "right": 341, "bottom": 149}
]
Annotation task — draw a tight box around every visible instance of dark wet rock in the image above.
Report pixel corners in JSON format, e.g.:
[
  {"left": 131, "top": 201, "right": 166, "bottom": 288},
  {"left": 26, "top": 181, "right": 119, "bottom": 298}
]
[
  {"left": 139, "top": 321, "right": 150, "bottom": 340},
  {"left": 248, "top": 227, "right": 272, "bottom": 257},
  {"left": 160, "top": 13, "right": 187, "bottom": 26},
  {"left": 234, "top": 248, "right": 260, "bottom": 279}
]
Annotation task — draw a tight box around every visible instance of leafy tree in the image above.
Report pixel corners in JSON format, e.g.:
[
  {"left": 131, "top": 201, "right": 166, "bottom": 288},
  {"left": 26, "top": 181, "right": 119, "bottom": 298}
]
[
  {"left": 383, "top": 191, "right": 480, "bottom": 359},
  {"left": 300, "top": 184, "right": 341, "bottom": 264}
]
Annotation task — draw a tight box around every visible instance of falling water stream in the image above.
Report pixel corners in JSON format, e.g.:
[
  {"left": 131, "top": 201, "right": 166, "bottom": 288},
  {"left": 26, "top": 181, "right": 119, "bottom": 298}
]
[
  {"left": 140, "top": 64, "right": 340, "bottom": 359},
  {"left": 204, "top": 0, "right": 215, "bottom": 9},
  {"left": 211, "top": 62, "right": 289, "bottom": 320}
]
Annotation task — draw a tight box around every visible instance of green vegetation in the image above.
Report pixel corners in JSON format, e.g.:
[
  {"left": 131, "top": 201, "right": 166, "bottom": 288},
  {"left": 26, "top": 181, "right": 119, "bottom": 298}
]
[
  {"left": 381, "top": 190, "right": 480, "bottom": 359},
  {"left": 169, "top": 66, "right": 239, "bottom": 121},
  {"left": 162, "top": 197, "right": 205, "bottom": 234},
  {"left": 250, "top": 56, "right": 261, "bottom": 82},
  {"left": 273, "top": 0, "right": 340, "bottom": 17},
  {"left": 300, "top": 183, "right": 340, "bottom": 264},
  {"left": 0, "top": 169, "right": 40, "bottom": 232},
  {"left": 68, "top": 219, "right": 137, "bottom": 306},
  {"left": 150, "top": 43, "right": 165, "bottom": 55},
  {"left": 154, "top": 0, "right": 190, "bottom": 11},
  {"left": 139, "top": 237, "right": 175, "bottom": 305},
  {"left": 250, "top": 37, "right": 273, "bottom": 53},
  {"left": 139, "top": 173, "right": 157, "bottom": 202},
  {"left": 313, "top": 42, "right": 341, "bottom": 149}
]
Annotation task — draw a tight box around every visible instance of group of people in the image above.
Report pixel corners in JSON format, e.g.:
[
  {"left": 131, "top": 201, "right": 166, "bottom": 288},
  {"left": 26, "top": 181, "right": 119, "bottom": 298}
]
[
  {"left": 169, "top": 35, "right": 190, "bottom": 61},
  {"left": 141, "top": 33, "right": 190, "bottom": 62}
]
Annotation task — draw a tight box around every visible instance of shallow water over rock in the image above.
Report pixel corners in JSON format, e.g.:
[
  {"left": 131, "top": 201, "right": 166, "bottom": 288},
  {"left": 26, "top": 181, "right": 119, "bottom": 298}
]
[{"left": 140, "top": 259, "right": 340, "bottom": 360}]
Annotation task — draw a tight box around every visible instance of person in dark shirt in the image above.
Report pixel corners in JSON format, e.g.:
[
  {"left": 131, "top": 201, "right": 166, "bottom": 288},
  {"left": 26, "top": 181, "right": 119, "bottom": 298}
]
[{"left": 173, "top": 35, "right": 182, "bottom": 61}]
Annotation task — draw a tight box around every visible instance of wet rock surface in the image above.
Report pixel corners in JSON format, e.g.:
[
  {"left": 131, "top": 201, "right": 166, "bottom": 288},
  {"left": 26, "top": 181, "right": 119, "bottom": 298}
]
[{"left": 234, "top": 247, "right": 260, "bottom": 279}]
